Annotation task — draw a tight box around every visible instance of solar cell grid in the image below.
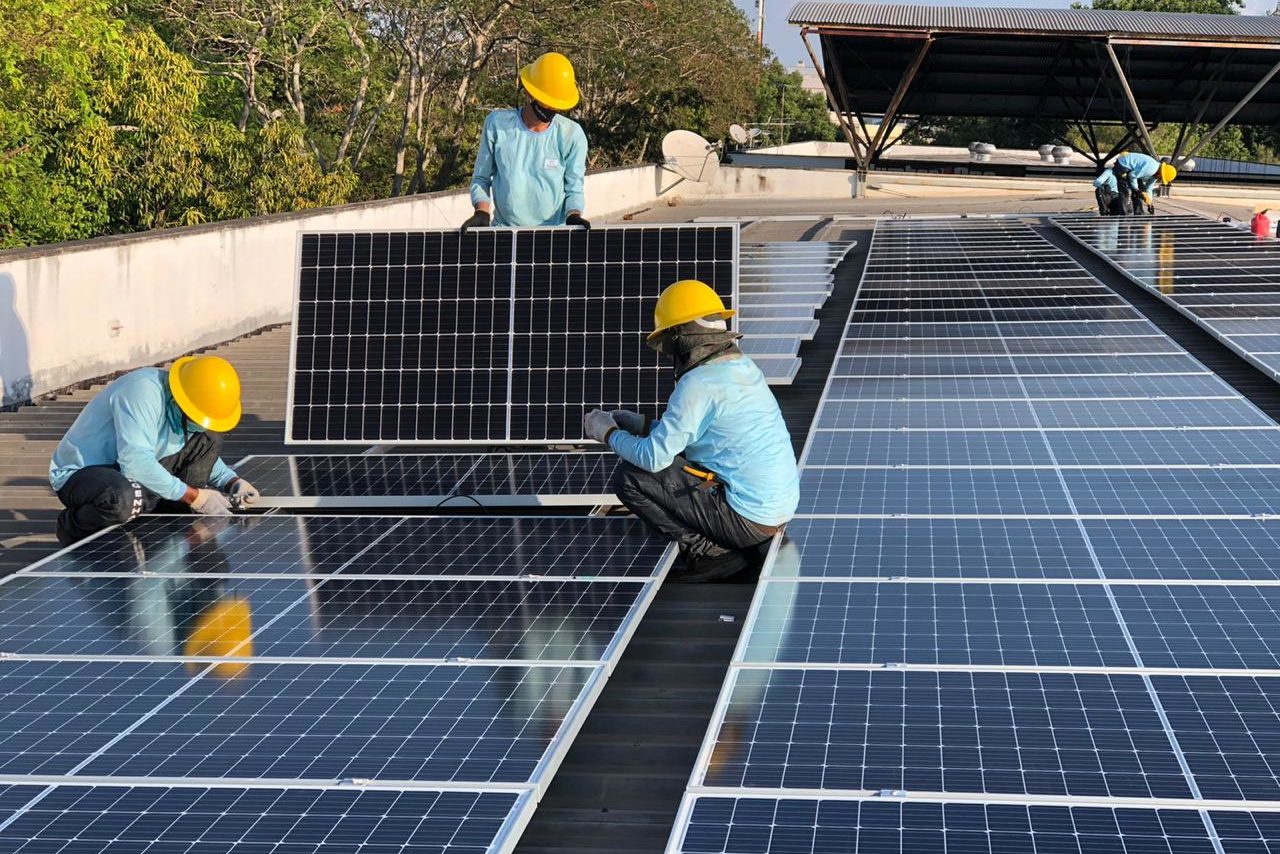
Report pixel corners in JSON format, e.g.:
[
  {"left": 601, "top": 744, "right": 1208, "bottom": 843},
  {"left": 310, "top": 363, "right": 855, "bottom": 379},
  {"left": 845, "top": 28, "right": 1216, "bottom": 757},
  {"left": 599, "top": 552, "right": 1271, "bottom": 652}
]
[
  {"left": 1085, "top": 518, "right": 1280, "bottom": 581},
  {"left": 1062, "top": 467, "right": 1280, "bottom": 516},
  {"left": 797, "top": 467, "right": 1073, "bottom": 515},
  {"left": 75, "top": 662, "right": 596, "bottom": 784},
  {"left": 1048, "top": 428, "right": 1280, "bottom": 467},
  {"left": 815, "top": 399, "right": 1038, "bottom": 430},
  {"left": 1033, "top": 398, "right": 1271, "bottom": 429},
  {"left": 769, "top": 518, "right": 1098, "bottom": 579},
  {"left": 1113, "top": 584, "right": 1280, "bottom": 670},
  {"left": 290, "top": 225, "right": 736, "bottom": 444},
  {"left": 0, "top": 785, "right": 531, "bottom": 854},
  {"left": 805, "top": 428, "right": 1053, "bottom": 467},
  {"left": 673, "top": 798, "right": 1219, "bottom": 854},
  {"left": 739, "top": 581, "right": 1134, "bottom": 667},
  {"left": 254, "top": 577, "right": 654, "bottom": 662},
  {"left": 702, "top": 669, "right": 1187, "bottom": 798},
  {"left": 22, "top": 515, "right": 665, "bottom": 579}
]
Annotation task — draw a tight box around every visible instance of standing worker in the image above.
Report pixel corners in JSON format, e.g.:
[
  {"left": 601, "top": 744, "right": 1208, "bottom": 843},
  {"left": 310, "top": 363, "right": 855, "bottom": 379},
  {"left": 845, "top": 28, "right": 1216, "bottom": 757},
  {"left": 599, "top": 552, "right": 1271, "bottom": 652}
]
[
  {"left": 1096, "top": 152, "right": 1177, "bottom": 216},
  {"left": 48, "top": 355, "right": 259, "bottom": 545},
  {"left": 583, "top": 280, "right": 800, "bottom": 583},
  {"left": 461, "top": 52, "right": 590, "bottom": 231}
]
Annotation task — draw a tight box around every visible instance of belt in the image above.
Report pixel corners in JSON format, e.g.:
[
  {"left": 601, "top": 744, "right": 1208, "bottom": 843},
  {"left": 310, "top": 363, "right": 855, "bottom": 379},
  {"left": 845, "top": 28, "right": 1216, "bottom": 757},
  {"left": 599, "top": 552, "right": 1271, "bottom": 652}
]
[{"left": 682, "top": 463, "right": 783, "bottom": 536}]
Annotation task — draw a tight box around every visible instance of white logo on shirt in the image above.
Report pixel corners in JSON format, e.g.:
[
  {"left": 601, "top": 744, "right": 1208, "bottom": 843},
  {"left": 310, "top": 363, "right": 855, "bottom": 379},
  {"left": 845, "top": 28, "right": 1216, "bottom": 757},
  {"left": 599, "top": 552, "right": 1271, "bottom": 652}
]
[{"left": 544, "top": 157, "right": 560, "bottom": 169}]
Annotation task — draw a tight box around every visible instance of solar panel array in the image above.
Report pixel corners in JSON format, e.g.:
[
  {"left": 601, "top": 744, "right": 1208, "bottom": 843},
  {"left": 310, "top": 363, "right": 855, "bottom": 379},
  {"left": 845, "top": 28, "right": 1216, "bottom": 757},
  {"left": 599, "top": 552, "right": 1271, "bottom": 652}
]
[
  {"left": 668, "top": 218, "right": 1280, "bottom": 853},
  {"left": 736, "top": 241, "right": 855, "bottom": 384},
  {"left": 0, "top": 514, "right": 672, "bottom": 853},
  {"left": 1056, "top": 214, "right": 1280, "bottom": 381},
  {"left": 288, "top": 225, "right": 736, "bottom": 444},
  {"left": 233, "top": 450, "right": 621, "bottom": 508}
]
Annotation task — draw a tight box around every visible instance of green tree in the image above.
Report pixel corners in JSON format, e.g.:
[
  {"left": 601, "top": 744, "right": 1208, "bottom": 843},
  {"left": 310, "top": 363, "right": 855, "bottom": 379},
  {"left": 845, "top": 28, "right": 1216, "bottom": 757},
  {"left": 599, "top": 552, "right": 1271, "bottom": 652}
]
[
  {"left": 1082, "top": 0, "right": 1241, "bottom": 12},
  {"left": 754, "top": 59, "right": 837, "bottom": 145}
]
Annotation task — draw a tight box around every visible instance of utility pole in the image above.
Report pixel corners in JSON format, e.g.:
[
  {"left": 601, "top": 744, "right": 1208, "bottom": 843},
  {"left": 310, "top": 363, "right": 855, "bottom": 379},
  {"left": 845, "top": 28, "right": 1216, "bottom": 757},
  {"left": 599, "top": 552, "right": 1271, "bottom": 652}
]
[{"left": 757, "top": 0, "right": 765, "bottom": 48}]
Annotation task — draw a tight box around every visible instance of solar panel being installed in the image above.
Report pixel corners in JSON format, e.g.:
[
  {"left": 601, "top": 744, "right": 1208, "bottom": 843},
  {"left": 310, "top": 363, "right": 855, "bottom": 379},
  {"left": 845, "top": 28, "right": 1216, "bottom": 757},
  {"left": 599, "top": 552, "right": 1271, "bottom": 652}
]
[
  {"left": 668, "top": 217, "right": 1280, "bottom": 852},
  {"left": 289, "top": 225, "right": 736, "bottom": 444},
  {"left": 0, "top": 513, "right": 672, "bottom": 854},
  {"left": 1055, "top": 214, "right": 1280, "bottom": 384},
  {"left": 232, "top": 451, "right": 621, "bottom": 508}
]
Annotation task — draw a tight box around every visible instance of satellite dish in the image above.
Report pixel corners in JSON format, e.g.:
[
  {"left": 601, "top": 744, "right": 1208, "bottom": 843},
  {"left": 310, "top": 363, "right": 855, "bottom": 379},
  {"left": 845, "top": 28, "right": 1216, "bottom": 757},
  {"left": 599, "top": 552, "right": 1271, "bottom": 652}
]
[
  {"left": 1182, "top": 158, "right": 1197, "bottom": 172},
  {"left": 729, "top": 124, "right": 749, "bottom": 145},
  {"left": 662, "top": 130, "right": 720, "bottom": 182},
  {"left": 747, "top": 127, "right": 764, "bottom": 140}
]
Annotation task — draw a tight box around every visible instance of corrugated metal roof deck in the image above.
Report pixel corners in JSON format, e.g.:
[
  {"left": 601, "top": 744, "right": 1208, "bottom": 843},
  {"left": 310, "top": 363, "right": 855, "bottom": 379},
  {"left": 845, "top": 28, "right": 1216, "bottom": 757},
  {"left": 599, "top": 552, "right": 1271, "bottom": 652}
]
[{"left": 789, "top": 1, "right": 1280, "bottom": 40}]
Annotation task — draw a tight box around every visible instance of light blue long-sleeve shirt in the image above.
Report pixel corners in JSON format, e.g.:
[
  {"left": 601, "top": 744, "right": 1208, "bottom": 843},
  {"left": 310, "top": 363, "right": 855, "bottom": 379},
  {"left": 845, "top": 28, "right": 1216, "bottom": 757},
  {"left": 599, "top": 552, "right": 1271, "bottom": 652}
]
[
  {"left": 608, "top": 356, "right": 799, "bottom": 526},
  {"left": 1114, "top": 152, "right": 1161, "bottom": 190},
  {"left": 469, "top": 109, "right": 587, "bottom": 226},
  {"left": 1093, "top": 169, "right": 1118, "bottom": 193},
  {"left": 49, "top": 368, "right": 236, "bottom": 501}
]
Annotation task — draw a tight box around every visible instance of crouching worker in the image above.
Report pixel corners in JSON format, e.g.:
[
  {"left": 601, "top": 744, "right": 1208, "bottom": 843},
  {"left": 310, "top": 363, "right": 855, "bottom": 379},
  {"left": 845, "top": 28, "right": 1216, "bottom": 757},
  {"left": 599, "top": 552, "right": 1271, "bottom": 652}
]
[
  {"left": 49, "top": 355, "right": 259, "bottom": 545},
  {"left": 584, "top": 280, "right": 799, "bottom": 582}
]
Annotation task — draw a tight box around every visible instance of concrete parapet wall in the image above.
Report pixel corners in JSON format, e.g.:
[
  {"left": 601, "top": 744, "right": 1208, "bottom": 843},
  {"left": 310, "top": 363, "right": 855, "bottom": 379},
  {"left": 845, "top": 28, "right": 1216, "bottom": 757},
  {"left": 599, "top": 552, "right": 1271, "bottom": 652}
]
[{"left": 0, "top": 162, "right": 862, "bottom": 407}]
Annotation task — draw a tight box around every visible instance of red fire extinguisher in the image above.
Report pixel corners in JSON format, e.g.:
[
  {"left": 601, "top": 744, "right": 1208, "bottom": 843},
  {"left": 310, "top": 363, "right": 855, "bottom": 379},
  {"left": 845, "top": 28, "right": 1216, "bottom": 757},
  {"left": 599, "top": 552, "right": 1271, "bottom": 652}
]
[{"left": 1252, "top": 209, "right": 1273, "bottom": 238}]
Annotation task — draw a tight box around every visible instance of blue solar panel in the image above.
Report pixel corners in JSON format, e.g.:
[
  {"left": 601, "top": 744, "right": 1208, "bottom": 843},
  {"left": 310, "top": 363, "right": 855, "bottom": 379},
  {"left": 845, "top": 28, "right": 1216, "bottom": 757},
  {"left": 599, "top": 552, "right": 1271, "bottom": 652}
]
[
  {"left": 75, "top": 663, "right": 595, "bottom": 783},
  {"left": 0, "top": 785, "right": 530, "bottom": 854},
  {"left": 1048, "top": 429, "right": 1280, "bottom": 467},
  {"left": 798, "top": 468, "right": 1073, "bottom": 515},
  {"left": 739, "top": 582, "right": 1135, "bottom": 667},
  {"left": 1063, "top": 468, "right": 1280, "bottom": 516},
  {"left": 673, "top": 798, "right": 1219, "bottom": 854},
  {"left": 815, "top": 399, "right": 1038, "bottom": 429},
  {"left": 1113, "top": 584, "right": 1280, "bottom": 669},
  {"left": 770, "top": 518, "right": 1097, "bottom": 579},
  {"left": 701, "top": 669, "right": 1188, "bottom": 798},
  {"left": 1083, "top": 518, "right": 1280, "bottom": 580},
  {"left": 805, "top": 429, "right": 1054, "bottom": 466}
]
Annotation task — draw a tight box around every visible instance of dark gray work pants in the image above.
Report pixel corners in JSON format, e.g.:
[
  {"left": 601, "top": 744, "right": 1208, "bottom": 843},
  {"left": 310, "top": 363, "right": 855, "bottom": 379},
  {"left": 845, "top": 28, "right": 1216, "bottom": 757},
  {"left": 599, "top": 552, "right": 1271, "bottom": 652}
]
[
  {"left": 611, "top": 456, "right": 773, "bottom": 560},
  {"left": 55, "top": 433, "right": 223, "bottom": 545}
]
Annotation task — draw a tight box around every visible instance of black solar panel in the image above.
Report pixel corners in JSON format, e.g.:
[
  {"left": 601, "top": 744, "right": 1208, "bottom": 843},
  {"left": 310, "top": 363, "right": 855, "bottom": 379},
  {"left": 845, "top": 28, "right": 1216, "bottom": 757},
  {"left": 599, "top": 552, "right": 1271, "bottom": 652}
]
[
  {"left": 234, "top": 451, "right": 622, "bottom": 508},
  {"left": 289, "top": 225, "right": 736, "bottom": 443}
]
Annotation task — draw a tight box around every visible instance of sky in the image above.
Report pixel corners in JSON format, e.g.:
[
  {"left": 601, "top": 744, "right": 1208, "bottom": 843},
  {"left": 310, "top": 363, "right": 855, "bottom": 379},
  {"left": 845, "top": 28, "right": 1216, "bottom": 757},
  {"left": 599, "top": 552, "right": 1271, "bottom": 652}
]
[{"left": 735, "top": 0, "right": 1278, "bottom": 69}]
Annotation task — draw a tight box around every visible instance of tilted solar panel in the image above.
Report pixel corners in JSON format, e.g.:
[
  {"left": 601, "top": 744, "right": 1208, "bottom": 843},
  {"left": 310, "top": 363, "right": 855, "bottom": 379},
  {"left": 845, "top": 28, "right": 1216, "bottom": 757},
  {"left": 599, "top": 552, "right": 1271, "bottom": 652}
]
[{"left": 289, "top": 225, "right": 736, "bottom": 444}]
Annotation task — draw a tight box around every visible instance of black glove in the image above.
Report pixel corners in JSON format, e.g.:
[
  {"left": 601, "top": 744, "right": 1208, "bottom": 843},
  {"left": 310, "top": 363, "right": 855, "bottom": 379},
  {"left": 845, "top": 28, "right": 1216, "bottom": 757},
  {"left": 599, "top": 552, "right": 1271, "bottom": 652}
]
[
  {"left": 460, "top": 209, "right": 490, "bottom": 233},
  {"left": 565, "top": 212, "right": 591, "bottom": 230}
]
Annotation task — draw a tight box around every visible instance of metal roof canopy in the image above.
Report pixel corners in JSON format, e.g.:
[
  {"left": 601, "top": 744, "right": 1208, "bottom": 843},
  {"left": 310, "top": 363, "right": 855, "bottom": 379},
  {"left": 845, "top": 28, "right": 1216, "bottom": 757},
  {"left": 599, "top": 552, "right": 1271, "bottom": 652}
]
[{"left": 790, "top": 2, "right": 1280, "bottom": 178}]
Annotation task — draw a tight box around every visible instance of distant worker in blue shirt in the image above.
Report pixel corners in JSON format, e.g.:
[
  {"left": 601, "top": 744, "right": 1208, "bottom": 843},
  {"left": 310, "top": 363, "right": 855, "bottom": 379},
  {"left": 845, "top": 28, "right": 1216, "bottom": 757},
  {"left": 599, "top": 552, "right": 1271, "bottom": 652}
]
[
  {"left": 49, "top": 355, "right": 259, "bottom": 545},
  {"left": 1094, "top": 152, "right": 1177, "bottom": 216},
  {"left": 462, "top": 52, "right": 590, "bottom": 231},
  {"left": 584, "top": 281, "right": 800, "bottom": 583}
]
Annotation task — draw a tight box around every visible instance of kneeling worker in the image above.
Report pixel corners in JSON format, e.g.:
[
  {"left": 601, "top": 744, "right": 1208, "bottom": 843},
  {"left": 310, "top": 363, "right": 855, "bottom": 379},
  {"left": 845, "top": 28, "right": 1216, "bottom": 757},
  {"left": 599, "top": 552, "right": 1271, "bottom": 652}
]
[
  {"left": 584, "top": 280, "right": 799, "bottom": 582},
  {"left": 1096, "top": 152, "right": 1177, "bottom": 216},
  {"left": 49, "top": 355, "right": 259, "bottom": 545}
]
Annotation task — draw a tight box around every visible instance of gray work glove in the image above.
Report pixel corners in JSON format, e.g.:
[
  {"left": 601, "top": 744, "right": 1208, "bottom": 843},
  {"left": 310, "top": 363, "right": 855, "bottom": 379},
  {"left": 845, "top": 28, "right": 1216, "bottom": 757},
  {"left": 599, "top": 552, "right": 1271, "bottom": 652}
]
[
  {"left": 583, "top": 409, "right": 617, "bottom": 444},
  {"left": 228, "top": 478, "right": 260, "bottom": 508},
  {"left": 610, "top": 410, "right": 648, "bottom": 436},
  {"left": 189, "top": 488, "right": 233, "bottom": 516}
]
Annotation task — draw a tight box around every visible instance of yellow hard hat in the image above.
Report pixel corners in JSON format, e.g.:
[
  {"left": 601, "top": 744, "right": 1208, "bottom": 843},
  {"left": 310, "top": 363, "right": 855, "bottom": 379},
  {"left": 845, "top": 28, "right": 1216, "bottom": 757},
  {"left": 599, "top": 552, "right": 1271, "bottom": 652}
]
[
  {"left": 169, "top": 355, "right": 242, "bottom": 432},
  {"left": 520, "top": 52, "right": 579, "bottom": 112},
  {"left": 648, "top": 280, "right": 735, "bottom": 340},
  {"left": 184, "top": 597, "right": 254, "bottom": 678},
  {"left": 1159, "top": 162, "right": 1178, "bottom": 184}
]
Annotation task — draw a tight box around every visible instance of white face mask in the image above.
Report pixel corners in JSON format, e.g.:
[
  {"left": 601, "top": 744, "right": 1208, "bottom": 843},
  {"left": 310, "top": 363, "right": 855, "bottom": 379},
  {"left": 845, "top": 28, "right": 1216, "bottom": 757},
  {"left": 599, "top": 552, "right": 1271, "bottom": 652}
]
[{"left": 692, "top": 317, "right": 728, "bottom": 331}]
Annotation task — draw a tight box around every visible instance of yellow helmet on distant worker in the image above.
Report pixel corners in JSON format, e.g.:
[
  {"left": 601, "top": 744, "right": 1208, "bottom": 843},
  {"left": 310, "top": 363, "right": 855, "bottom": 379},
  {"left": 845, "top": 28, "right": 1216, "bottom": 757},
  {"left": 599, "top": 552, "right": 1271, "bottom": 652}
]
[
  {"left": 520, "top": 52, "right": 579, "bottom": 111},
  {"left": 183, "top": 597, "right": 254, "bottom": 679},
  {"left": 1159, "top": 162, "right": 1178, "bottom": 184},
  {"left": 648, "top": 280, "right": 735, "bottom": 340},
  {"left": 169, "top": 355, "right": 242, "bottom": 432}
]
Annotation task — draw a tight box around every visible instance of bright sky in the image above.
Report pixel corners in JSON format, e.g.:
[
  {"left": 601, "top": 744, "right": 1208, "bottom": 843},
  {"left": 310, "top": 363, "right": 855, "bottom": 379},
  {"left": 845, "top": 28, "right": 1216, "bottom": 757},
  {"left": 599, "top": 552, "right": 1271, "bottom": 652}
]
[{"left": 735, "top": 0, "right": 1277, "bottom": 69}]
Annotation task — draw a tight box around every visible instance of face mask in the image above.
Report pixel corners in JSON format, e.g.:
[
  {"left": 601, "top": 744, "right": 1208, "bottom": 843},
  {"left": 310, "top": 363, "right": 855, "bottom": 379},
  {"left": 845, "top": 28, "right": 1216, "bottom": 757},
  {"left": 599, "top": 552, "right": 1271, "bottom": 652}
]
[{"left": 530, "top": 100, "right": 556, "bottom": 123}]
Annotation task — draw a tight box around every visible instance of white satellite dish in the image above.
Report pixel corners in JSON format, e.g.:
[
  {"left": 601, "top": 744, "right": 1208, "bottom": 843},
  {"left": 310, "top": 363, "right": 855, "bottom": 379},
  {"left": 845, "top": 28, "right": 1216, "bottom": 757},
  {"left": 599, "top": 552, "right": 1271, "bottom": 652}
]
[
  {"left": 729, "top": 124, "right": 749, "bottom": 145},
  {"left": 747, "top": 127, "right": 764, "bottom": 140},
  {"left": 662, "top": 129, "right": 720, "bottom": 183}
]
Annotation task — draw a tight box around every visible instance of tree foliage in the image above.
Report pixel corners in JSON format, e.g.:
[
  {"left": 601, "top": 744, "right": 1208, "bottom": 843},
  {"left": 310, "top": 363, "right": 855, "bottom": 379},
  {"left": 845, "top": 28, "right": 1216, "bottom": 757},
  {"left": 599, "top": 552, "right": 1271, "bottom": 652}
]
[
  {"left": 1, "top": 0, "right": 764, "bottom": 248},
  {"left": 754, "top": 60, "right": 837, "bottom": 145}
]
